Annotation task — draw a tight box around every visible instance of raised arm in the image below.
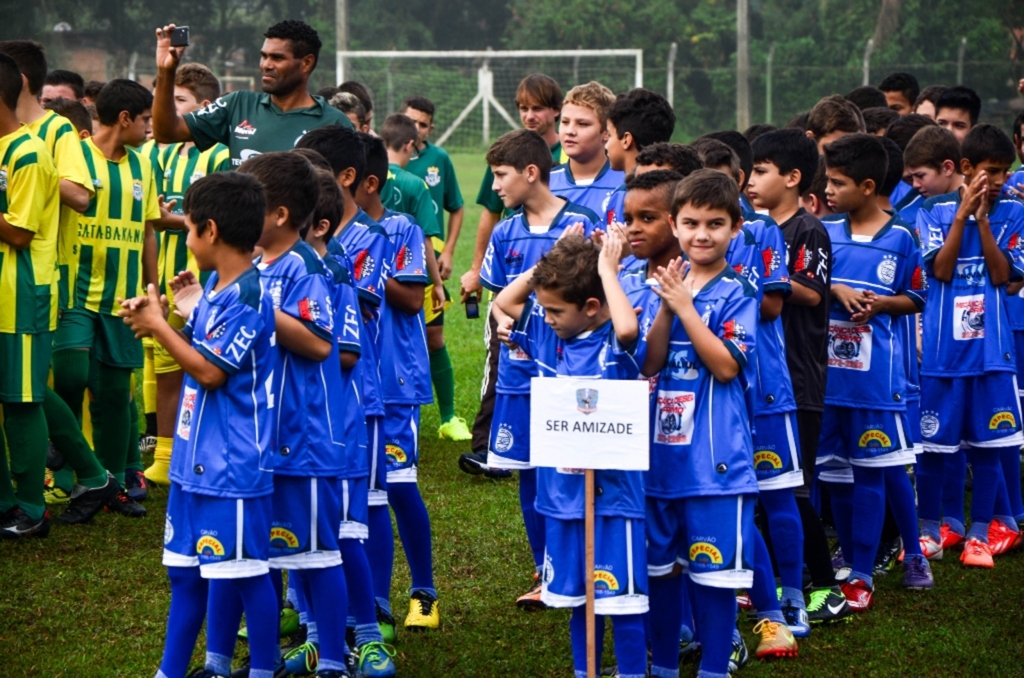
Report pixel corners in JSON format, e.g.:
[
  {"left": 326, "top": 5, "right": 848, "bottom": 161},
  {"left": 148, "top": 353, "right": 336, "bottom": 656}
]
[
  {"left": 152, "top": 25, "right": 195, "bottom": 143},
  {"left": 598, "top": 229, "right": 638, "bottom": 346}
]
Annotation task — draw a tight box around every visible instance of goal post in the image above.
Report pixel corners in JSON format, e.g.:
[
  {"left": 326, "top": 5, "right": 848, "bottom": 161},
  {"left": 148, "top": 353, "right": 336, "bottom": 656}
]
[{"left": 335, "top": 49, "right": 643, "bottom": 149}]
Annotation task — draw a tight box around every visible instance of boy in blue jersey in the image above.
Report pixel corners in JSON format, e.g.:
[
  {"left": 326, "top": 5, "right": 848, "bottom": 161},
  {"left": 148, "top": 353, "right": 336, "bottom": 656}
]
[
  {"left": 118, "top": 172, "right": 281, "bottom": 678},
  {"left": 934, "top": 86, "right": 981, "bottom": 145},
  {"left": 642, "top": 170, "right": 782, "bottom": 678},
  {"left": 818, "top": 134, "right": 933, "bottom": 609},
  {"left": 549, "top": 82, "right": 624, "bottom": 218},
  {"left": 494, "top": 231, "right": 648, "bottom": 678},
  {"left": 603, "top": 88, "right": 675, "bottom": 225},
  {"left": 619, "top": 170, "right": 687, "bottom": 305},
  {"left": 916, "top": 124, "right": 1024, "bottom": 569},
  {"left": 480, "top": 129, "right": 602, "bottom": 608},
  {"left": 354, "top": 131, "right": 442, "bottom": 633},
  {"left": 237, "top": 152, "right": 352, "bottom": 677},
  {"left": 1005, "top": 112, "right": 1024, "bottom": 199}
]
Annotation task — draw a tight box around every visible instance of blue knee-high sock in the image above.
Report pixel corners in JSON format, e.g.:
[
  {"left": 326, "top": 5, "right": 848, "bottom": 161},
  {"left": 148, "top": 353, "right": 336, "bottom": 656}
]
[
  {"left": 569, "top": 607, "right": 605, "bottom": 678},
  {"left": 158, "top": 567, "right": 209, "bottom": 678},
  {"left": 997, "top": 446, "right": 1024, "bottom": 521},
  {"left": 760, "top": 489, "right": 804, "bottom": 600},
  {"left": 850, "top": 466, "right": 885, "bottom": 587},
  {"left": 941, "top": 450, "right": 967, "bottom": 530},
  {"left": 519, "top": 468, "right": 545, "bottom": 571},
  {"left": 884, "top": 466, "right": 922, "bottom": 558},
  {"left": 292, "top": 570, "right": 314, "bottom": 637},
  {"left": 649, "top": 576, "right": 684, "bottom": 673},
  {"left": 680, "top": 574, "right": 695, "bottom": 638},
  {"left": 230, "top": 574, "right": 280, "bottom": 673},
  {"left": 294, "top": 567, "right": 349, "bottom": 670},
  {"left": 966, "top": 447, "right": 1000, "bottom": 542},
  {"left": 388, "top": 482, "right": 436, "bottom": 596},
  {"left": 271, "top": 568, "right": 284, "bottom": 609},
  {"left": 206, "top": 579, "right": 244, "bottom": 672},
  {"left": 827, "top": 481, "right": 855, "bottom": 566},
  {"left": 691, "top": 583, "right": 735, "bottom": 677},
  {"left": 611, "top": 614, "right": 647, "bottom": 677},
  {"left": 748, "top": 529, "right": 784, "bottom": 623},
  {"left": 340, "top": 539, "right": 383, "bottom": 645},
  {"left": 367, "top": 504, "right": 395, "bottom": 612},
  {"left": 915, "top": 452, "right": 945, "bottom": 537}
]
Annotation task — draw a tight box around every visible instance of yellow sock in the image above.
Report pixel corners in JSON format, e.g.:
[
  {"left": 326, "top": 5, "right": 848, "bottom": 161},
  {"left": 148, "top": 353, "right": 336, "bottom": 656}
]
[
  {"left": 145, "top": 436, "right": 173, "bottom": 485},
  {"left": 142, "top": 345, "right": 157, "bottom": 417}
]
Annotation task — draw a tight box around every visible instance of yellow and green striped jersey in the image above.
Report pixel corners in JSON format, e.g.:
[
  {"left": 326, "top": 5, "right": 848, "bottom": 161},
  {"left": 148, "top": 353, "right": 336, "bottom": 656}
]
[
  {"left": 75, "top": 139, "right": 161, "bottom": 316},
  {"left": 138, "top": 139, "right": 166, "bottom": 194},
  {"left": 156, "top": 142, "right": 230, "bottom": 293},
  {"left": 0, "top": 126, "right": 61, "bottom": 333},
  {"left": 28, "top": 110, "right": 95, "bottom": 311}
]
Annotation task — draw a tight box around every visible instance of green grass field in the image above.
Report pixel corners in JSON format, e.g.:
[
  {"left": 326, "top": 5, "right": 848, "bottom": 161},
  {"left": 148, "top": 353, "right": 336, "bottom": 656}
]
[{"left": 2, "top": 152, "right": 1023, "bottom": 677}]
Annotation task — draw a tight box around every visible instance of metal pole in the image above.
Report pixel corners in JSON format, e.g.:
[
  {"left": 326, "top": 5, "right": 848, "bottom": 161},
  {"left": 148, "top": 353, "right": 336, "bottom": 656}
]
[
  {"left": 667, "top": 42, "right": 677, "bottom": 109},
  {"left": 736, "top": 0, "right": 750, "bottom": 130},
  {"left": 957, "top": 37, "right": 967, "bottom": 85},
  {"left": 573, "top": 48, "right": 581, "bottom": 85},
  {"left": 336, "top": 0, "right": 348, "bottom": 84},
  {"left": 481, "top": 59, "right": 492, "bottom": 145},
  {"left": 585, "top": 469, "right": 596, "bottom": 678},
  {"left": 635, "top": 51, "right": 643, "bottom": 88},
  {"left": 766, "top": 43, "right": 775, "bottom": 125},
  {"left": 862, "top": 38, "right": 874, "bottom": 86},
  {"left": 386, "top": 67, "right": 394, "bottom": 116}
]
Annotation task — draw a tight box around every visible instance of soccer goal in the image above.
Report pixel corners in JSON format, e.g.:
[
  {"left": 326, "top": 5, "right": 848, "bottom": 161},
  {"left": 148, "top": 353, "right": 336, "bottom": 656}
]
[{"left": 335, "top": 49, "right": 643, "bottom": 149}]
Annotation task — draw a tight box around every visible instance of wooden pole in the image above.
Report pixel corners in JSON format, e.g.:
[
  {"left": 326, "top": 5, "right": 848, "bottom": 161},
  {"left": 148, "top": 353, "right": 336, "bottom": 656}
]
[{"left": 585, "top": 468, "right": 596, "bottom": 678}]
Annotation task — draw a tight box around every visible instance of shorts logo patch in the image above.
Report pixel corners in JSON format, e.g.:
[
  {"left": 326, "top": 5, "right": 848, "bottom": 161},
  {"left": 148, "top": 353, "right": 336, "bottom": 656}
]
[
  {"left": 164, "top": 515, "right": 174, "bottom": 545},
  {"left": 177, "top": 386, "right": 197, "bottom": 441},
  {"left": 754, "top": 450, "right": 784, "bottom": 470},
  {"left": 954, "top": 294, "right": 985, "bottom": 340},
  {"left": 689, "top": 541, "right": 724, "bottom": 565},
  {"left": 594, "top": 570, "right": 620, "bottom": 591},
  {"left": 196, "top": 535, "right": 225, "bottom": 556},
  {"left": 542, "top": 553, "right": 555, "bottom": 585},
  {"left": 494, "top": 424, "right": 514, "bottom": 454},
  {"left": 876, "top": 255, "right": 897, "bottom": 285},
  {"left": 858, "top": 429, "right": 892, "bottom": 449},
  {"left": 386, "top": 444, "right": 407, "bottom": 463},
  {"left": 989, "top": 411, "right": 1016, "bottom": 431},
  {"left": 920, "top": 411, "right": 940, "bottom": 438},
  {"left": 270, "top": 526, "right": 300, "bottom": 549}
]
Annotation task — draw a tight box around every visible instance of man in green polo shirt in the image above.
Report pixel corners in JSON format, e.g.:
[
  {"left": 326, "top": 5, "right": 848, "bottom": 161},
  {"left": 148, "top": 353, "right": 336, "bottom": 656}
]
[{"left": 151, "top": 20, "right": 352, "bottom": 165}]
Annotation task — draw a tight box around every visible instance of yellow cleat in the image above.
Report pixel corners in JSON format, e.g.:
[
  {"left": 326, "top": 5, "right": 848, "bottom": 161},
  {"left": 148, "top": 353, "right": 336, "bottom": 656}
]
[
  {"left": 438, "top": 417, "right": 472, "bottom": 442},
  {"left": 43, "top": 470, "right": 71, "bottom": 505},
  {"left": 404, "top": 591, "right": 440, "bottom": 631},
  {"left": 753, "top": 619, "right": 799, "bottom": 659}
]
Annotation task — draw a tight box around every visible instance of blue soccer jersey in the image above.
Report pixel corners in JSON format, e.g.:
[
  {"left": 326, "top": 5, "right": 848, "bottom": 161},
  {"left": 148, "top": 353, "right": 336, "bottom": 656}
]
[
  {"left": 170, "top": 266, "right": 278, "bottom": 498},
  {"left": 480, "top": 200, "right": 601, "bottom": 394},
  {"left": 918, "top": 192, "right": 1024, "bottom": 377},
  {"left": 548, "top": 161, "right": 625, "bottom": 218},
  {"left": 889, "top": 180, "right": 912, "bottom": 208},
  {"left": 605, "top": 183, "right": 626, "bottom": 227},
  {"left": 649, "top": 269, "right": 760, "bottom": 499},
  {"left": 379, "top": 209, "right": 432, "bottom": 405},
  {"left": 510, "top": 299, "right": 645, "bottom": 521},
  {"left": 822, "top": 215, "right": 925, "bottom": 409},
  {"left": 256, "top": 241, "right": 348, "bottom": 477},
  {"left": 727, "top": 210, "right": 796, "bottom": 416},
  {"left": 1001, "top": 168, "right": 1024, "bottom": 197}
]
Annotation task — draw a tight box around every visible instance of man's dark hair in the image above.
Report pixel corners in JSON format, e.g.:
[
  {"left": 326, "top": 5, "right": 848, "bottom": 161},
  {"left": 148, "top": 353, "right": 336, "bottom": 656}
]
[
  {"left": 516, "top": 74, "right": 562, "bottom": 111},
  {"left": 743, "top": 123, "right": 776, "bottom": 144},
  {"left": 44, "top": 97, "right": 91, "bottom": 135},
  {"left": 292, "top": 147, "right": 333, "bottom": 173},
  {"left": 0, "top": 40, "right": 45, "bottom": 95},
  {"left": 903, "top": 126, "right": 961, "bottom": 171},
  {"left": 183, "top": 172, "right": 266, "bottom": 251},
  {"left": 606, "top": 88, "right": 675, "bottom": 150},
  {"left": 690, "top": 138, "right": 741, "bottom": 185},
  {"left": 671, "top": 169, "right": 741, "bottom": 223},
  {"left": 309, "top": 169, "right": 344, "bottom": 242},
  {"left": 401, "top": 95, "right": 435, "bottom": 119},
  {"left": 625, "top": 169, "right": 683, "bottom": 212},
  {"left": 752, "top": 128, "right": 820, "bottom": 193},
  {"left": 358, "top": 131, "right": 390, "bottom": 190},
  {"left": 264, "top": 20, "right": 322, "bottom": 69},
  {"left": 486, "top": 129, "right": 553, "bottom": 183},
  {"left": 845, "top": 86, "right": 887, "bottom": 111},
  {"left": 83, "top": 80, "right": 105, "bottom": 100},
  {"left": 295, "top": 124, "right": 366, "bottom": 194},
  {"left": 878, "top": 136, "right": 905, "bottom": 198},
  {"left": 702, "top": 130, "right": 753, "bottom": 188},
  {"left": 936, "top": 85, "right": 981, "bottom": 125},
  {"left": 339, "top": 81, "right": 373, "bottom": 113},
  {"left": 878, "top": 72, "right": 920, "bottom": 107},
  {"left": 807, "top": 95, "right": 865, "bottom": 139},
  {"left": 45, "top": 69, "right": 84, "bottom": 99},
  {"left": 532, "top": 236, "right": 604, "bottom": 308},
  {"left": 95, "top": 79, "right": 152, "bottom": 126},
  {"left": 914, "top": 85, "right": 947, "bottom": 111},
  {"left": 961, "top": 124, "right": 1016, "bottom": 168},
  {"left": 786, "top": 111, "right": 809, "bottom": 131},
  {"left": 823, "top": 133, "right": 888, "bottom": 190},
  {"left": 636, "top": 142, "right": 703, "bottom": 176},
  {"left": 885, "top": 113, "right": 937, "bottom": 151},
  {"left": 862, "top": 107, "right": 900, "bottom": 135},
  {"left": 380, "top": 113, "right": 418, "bottom": 151},
  {"left": 239, "top": 151, "right": 320, "bottom": 231}
]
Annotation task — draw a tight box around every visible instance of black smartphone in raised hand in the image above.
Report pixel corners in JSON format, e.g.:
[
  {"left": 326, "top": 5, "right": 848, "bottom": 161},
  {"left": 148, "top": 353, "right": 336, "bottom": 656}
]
[{"left": 170, "top": 26, "right": 190, "bottom": 47}]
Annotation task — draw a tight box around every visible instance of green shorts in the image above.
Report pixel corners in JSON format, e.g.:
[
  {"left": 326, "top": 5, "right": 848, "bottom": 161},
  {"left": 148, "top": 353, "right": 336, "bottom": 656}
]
[
  {"left": 53, "top": 308, "right": 143, "bottom": 369},
  {"left": 0, "top": 331, "right": 53, "bottom": 403}
]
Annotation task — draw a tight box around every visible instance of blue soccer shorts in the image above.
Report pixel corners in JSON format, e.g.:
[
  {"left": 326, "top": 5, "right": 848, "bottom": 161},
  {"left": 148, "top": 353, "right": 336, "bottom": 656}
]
[
  {"left": 339, "top": 476, "right": 369, "bottom": 540},
  {"left": 541, "top": 515, "right": 649, "bottom": 615},
  {"left": 487, "top": 393, "right": 532, "bottom": 470},
  {"left": 268, "top": 475, "right": 343, "bottom": 569},
  {"left": 1015, "top": 331, "right": 1024, "bottom": 410},
  {"left": 920, "top": 373, "right": 1024, "bottom": 453},
  {"left": 645, "top": 494, "right": 756, "bottom": 589},
  {"left": 384, "top": 404, "right": 420, "bottom": 483},
  {"left": 753, "top": 411, "right": 803, "bottom": 491},
  {"left": 366, "top": 415, "right": 388, "bottom": 506},
  {"left": 906, "top": 397, "right": 923, "bottom": 455},
  {"left": 163, "top": 482, "right": 272, "bottom": 579},
  {"left": 818, "top": 406, "right": 916, "bottom": 468}
]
